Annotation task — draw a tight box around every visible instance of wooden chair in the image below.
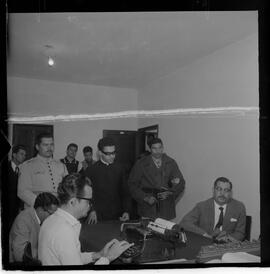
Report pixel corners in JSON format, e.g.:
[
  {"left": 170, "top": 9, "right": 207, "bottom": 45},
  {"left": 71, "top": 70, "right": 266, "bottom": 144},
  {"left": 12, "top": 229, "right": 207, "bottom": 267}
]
[{"left": 245, "top": 215, "right": 252, "bottom": 241}]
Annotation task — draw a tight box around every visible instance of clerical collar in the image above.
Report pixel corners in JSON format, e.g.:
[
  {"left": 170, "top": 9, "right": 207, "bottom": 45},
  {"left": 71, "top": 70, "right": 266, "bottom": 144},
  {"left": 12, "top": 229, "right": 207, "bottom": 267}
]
[{"left": 100, "top": 158, "right": 110, "bottom": 166}]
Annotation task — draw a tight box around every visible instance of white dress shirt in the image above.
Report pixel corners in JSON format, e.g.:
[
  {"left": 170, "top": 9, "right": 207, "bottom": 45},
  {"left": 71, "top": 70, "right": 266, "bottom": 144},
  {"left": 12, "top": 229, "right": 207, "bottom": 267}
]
[
  {"left": 38, "top": 208, "right": 109, "bottom": 265},
  {"left": 214, "top": 201, "right": 227, "bottom": 230}
]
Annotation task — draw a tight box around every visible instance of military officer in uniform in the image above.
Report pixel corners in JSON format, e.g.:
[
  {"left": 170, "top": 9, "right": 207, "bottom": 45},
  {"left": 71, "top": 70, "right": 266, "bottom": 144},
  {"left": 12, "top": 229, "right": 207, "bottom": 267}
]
[{"left": 18, "top": 132, "right": 68, "bottom": 207}]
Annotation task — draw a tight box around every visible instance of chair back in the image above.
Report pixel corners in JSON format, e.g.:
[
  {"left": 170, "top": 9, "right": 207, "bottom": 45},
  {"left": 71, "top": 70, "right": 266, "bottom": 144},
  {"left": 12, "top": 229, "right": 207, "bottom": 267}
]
[
  {"left": 245, "top": 215, "right": 252, "bottom": 241},
  {"left": 22, "top": 242, "right": 42, "bottom": 266}
]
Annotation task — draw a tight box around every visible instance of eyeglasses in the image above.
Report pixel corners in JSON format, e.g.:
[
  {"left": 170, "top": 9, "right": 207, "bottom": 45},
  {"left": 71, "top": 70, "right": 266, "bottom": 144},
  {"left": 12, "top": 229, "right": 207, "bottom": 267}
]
[
  {"left": 76, "top": 197, "right": 93, "bottom": 206},
  {"left": 101, "top": 150, "right": 116, "bottom": 156},
  {"left": 215, "top": 187, "right": 231, "bottom": 193}
]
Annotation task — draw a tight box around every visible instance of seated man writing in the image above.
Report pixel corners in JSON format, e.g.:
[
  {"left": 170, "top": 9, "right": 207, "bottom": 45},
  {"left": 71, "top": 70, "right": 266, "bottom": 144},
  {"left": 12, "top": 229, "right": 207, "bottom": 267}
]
[
  {"left": 38, "top": 173, "right": 133, "bottom": 265},
  {"left": 179, "top": 177, "right": 246, "bottom": 242}
]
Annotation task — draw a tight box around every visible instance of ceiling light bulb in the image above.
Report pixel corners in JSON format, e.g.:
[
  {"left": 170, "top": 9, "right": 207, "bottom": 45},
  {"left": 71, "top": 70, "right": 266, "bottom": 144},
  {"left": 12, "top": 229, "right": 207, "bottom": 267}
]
[{"left": 48, "top": 57, "right": 54, "bottom": 66}]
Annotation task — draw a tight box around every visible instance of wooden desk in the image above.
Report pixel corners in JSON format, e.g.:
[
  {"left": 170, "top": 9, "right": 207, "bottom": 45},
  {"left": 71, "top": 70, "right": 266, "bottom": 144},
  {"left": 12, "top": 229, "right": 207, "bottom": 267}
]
[{"left": 80, "top": 221, "right": 212, "bottom": 263}]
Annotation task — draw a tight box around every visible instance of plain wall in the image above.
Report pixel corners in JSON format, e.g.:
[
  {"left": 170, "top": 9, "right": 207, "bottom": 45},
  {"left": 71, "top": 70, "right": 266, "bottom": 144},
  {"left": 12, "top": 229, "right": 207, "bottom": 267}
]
[
  {"left": 138, "top": 33, "right": 259, "bottom": 239},
  {"left": 7, "top": 77, "right": 138, "bottom": 160}
]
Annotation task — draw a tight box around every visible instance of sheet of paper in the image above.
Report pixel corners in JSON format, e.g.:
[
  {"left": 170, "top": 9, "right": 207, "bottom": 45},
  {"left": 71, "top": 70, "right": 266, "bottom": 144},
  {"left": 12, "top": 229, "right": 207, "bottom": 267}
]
[
  {"left": 155, "top": 218, "right": 175, "bottom": 229},
  {"left": 222, "top": 252, "right": 261, "bottom": 263}
]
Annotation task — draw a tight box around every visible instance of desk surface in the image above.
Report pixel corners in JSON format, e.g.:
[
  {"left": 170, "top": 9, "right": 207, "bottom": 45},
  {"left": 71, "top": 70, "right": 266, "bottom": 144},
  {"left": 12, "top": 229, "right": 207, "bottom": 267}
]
[{"left": 80, "top": 221, "right": 212, "bottom": 263}]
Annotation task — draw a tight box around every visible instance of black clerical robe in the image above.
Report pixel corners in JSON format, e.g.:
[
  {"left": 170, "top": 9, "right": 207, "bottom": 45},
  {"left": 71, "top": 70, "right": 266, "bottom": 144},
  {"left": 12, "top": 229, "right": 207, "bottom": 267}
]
[{"left": 84, "top": 161, "right": 132, "bottom": 221}]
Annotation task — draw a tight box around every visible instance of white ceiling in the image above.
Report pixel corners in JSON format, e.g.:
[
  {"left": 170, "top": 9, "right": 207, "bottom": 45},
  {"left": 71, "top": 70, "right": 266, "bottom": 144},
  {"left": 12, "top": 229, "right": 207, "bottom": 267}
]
[{"left": 7, "top": 11, "right": 257, "bottom": 89}]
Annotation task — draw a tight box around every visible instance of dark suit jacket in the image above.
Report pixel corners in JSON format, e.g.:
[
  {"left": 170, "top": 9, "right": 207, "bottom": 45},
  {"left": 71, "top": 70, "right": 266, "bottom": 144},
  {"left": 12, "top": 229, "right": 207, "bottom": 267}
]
[
  {"left": 7, "top": 161, "right": 23, "bottom": 231},
  {"left": 179, "top": 198, "right": 246, "bottom": 241},
  {"left": 128, "top": 154, "right": 185, "bottom": 220}
]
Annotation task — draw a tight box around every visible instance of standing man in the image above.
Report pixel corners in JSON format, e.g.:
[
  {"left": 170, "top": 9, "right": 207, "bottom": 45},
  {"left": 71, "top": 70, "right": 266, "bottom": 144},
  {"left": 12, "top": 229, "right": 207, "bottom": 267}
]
[
  {"left": 60, "top": 143, "right": 82, "bottom": 174},
  {"left": 84, "top": 137, "right": 132, "bottom": 223},
  {"left": 38, "top": 173, "right": 132, "bottom": 265},
  {"left": 80, "top": 146, "right": 96, "bottom": 172},
  {"left": 179, "top": 177, "right": 246, "bottom": 242},
  {"left": 128, "top": 137, "right": 185, "bottom": 220},
  {"left": 9, "top": 192, "right": 59, "bottom": 263},
  {"left": 18, "top": 132, "right": 67, "bottom": 207},
  {"left": 7, "top": 145, "right": 27, "bottom": 231}
]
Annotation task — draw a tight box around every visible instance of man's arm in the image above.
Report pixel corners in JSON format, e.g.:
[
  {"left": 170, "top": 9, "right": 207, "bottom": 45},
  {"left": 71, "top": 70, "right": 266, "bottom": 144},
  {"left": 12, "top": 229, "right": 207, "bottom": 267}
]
[
  {"left": 120, "top": 166, "right": 132, "bottom": 216},
  {"left": 179, "top": 204, "right": 210, "bottom": 237},
  {"left": 168, "top": 160, "right": 185, "bottom": 199},
  {"left": 228, "top": 203, "right": 246, "bottom": 241},
  {"left": 127, "top": 161, "right": 148, "bottom": 203},
  {"left": 11, "top": 216, "right": 31, "bottom": 262},
  {"left": 17, "top": 164, "right": 36, "bottom": 207}
]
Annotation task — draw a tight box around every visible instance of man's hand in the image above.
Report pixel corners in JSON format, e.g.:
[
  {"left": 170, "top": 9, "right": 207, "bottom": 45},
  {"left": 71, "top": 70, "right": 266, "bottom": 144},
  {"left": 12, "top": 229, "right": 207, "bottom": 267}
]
[
  {"left": 216, "top": 232, "right": 239, "bottom": 243},
  {"left": 82, "top": 161, "right": 88, "bottom": 170},
  {"left": 86, "top": 210, "right": 97, "bottom": 224},
  {"left": 119, "top": 212, "right": 129, "bottom": 221},
  {"left": 202, "top": 232, "right": 213, "bottom": 239},
  {"left": 171, "top": 178, "right": 180, "bottom": 185},
  {"left": 157, "top": 191, "right": 173, "bottom": 200},
  {"left": 100, "top": 239, "right": 134, "bottom": 262},
  {"left": 143, "top": 196, "right": 157, "bottom": 205}
]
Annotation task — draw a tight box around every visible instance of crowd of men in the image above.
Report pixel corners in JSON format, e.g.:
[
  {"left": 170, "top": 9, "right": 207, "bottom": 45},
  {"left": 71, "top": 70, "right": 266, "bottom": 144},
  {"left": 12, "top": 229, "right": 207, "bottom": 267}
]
[{"left": 5, "top": 132, "right": 247, "bottom": 265}]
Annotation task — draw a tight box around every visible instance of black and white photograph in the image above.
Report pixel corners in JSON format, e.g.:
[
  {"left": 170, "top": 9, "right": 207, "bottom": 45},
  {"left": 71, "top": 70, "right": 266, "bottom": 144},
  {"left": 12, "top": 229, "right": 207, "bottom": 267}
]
[{"left": 1, "top": 1, "right": 269, "bottom": 271}]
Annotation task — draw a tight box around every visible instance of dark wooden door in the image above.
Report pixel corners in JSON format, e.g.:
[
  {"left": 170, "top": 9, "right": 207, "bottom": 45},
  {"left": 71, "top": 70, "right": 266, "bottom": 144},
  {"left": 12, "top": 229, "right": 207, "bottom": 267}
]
[
  {"left": 137, "top": 125, "right": 159, "bottom": 159},
  {"left": 12, "top": 124, "right": 53, "bottom": 160}
]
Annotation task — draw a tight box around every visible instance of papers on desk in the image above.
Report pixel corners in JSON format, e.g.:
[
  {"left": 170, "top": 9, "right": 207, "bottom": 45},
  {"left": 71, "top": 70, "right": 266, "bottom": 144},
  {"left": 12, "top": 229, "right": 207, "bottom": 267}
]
[
  {"left": 205, "top": 252, "right": 261, "bottom": 263},
  {"left": 222, "top": 252, "right": 261, "bottom": 263}
]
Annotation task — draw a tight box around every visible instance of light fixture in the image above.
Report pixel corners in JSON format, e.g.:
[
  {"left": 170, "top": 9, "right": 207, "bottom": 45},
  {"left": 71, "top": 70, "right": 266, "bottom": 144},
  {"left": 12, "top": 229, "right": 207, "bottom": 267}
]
[
  {"left": 48, "top": 56, "right": 55, "bottom": 66},
  {"left": 44, "top": 45, "right": 55, "bottom": 67}
]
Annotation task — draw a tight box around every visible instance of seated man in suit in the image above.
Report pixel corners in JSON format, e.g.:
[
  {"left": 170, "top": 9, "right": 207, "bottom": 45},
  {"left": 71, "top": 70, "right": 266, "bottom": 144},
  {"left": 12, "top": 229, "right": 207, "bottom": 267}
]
[
  {"left": 179, "top": 177, "right": 246, "bottom": 242},
  {"left": 9, "top": 192, "right": 59, "bottom": 263}
]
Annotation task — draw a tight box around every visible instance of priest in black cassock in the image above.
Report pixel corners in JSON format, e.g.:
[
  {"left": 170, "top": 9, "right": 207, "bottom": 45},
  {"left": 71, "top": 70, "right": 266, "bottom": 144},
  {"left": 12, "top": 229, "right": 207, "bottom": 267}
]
[{"left": 83, "top": 137, "right": 132, "bottom": 223}]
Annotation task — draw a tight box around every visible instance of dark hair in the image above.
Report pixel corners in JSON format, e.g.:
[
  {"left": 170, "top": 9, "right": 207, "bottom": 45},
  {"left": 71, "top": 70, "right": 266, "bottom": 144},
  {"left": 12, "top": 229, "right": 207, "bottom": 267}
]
[
  {"left": 67, "top": 143, "right": 78, "bottom": 150},
  {"left": 148, "top": 137, "right": 163, "bottom": 148},
  {"left": 83, "top": 146, "right": 93, "bottom": 154},
  {"left": 34, "top": 192, "right": 59, "bottom": 210},
  {"left": 214, "top": 177, "right": 233, "bottom": 190},
  {"left": 97, "top": 137, "right": 115, "bottom": 151},
  {"left": 12, "top": 144, "right": 26, "bottom": 155},
  {"left": 57, "top": 173, "right": 92, "bottom": 205},
  {"left": 36, "top": 132, "right": 53, "bottom": 145}
]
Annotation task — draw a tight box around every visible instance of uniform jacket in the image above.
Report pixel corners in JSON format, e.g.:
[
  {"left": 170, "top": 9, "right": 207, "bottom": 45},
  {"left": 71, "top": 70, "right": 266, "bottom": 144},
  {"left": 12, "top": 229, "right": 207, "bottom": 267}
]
[
  {"left": 18, "top": 154, "right": 67, "bottom": 207},
  {"left": 9, "top": 207, "right": 40, "bottom": 262},
  {"left": 128, "top": 153, "right": 185, "bottom": 220},
  {"left": 179, "top": 198, "right": 246, "bottom": 241}
]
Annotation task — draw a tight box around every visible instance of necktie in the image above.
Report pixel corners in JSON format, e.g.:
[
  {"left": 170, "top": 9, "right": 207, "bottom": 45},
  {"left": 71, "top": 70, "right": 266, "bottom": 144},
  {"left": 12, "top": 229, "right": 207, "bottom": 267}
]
[
  {"left": 215, "top": 207, "right": 224, "bottom": 229},
  {"left": 15, "top": 166, "right": 19, "bottom": 175}
]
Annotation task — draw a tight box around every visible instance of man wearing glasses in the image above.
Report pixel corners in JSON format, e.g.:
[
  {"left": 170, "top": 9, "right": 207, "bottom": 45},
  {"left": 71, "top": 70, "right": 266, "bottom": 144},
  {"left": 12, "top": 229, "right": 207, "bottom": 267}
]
[
  {"left": 179, "top": 177, "right": 246, "bottom": 242},
  {"left": 84, "top": 137, "right": 131, "bottom": 224},
  {"left": 9, "top": 192, "right": 59, "bottom": 263},
  {"left": 38, "top": 174, "right": 132, "bottom": 265}
]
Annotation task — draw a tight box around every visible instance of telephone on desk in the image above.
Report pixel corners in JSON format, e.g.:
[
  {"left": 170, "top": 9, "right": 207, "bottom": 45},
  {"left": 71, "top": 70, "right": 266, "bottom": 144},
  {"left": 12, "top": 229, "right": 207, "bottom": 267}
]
[{"left": 119, "top": 218, "right": 187, "bottom": 263}]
